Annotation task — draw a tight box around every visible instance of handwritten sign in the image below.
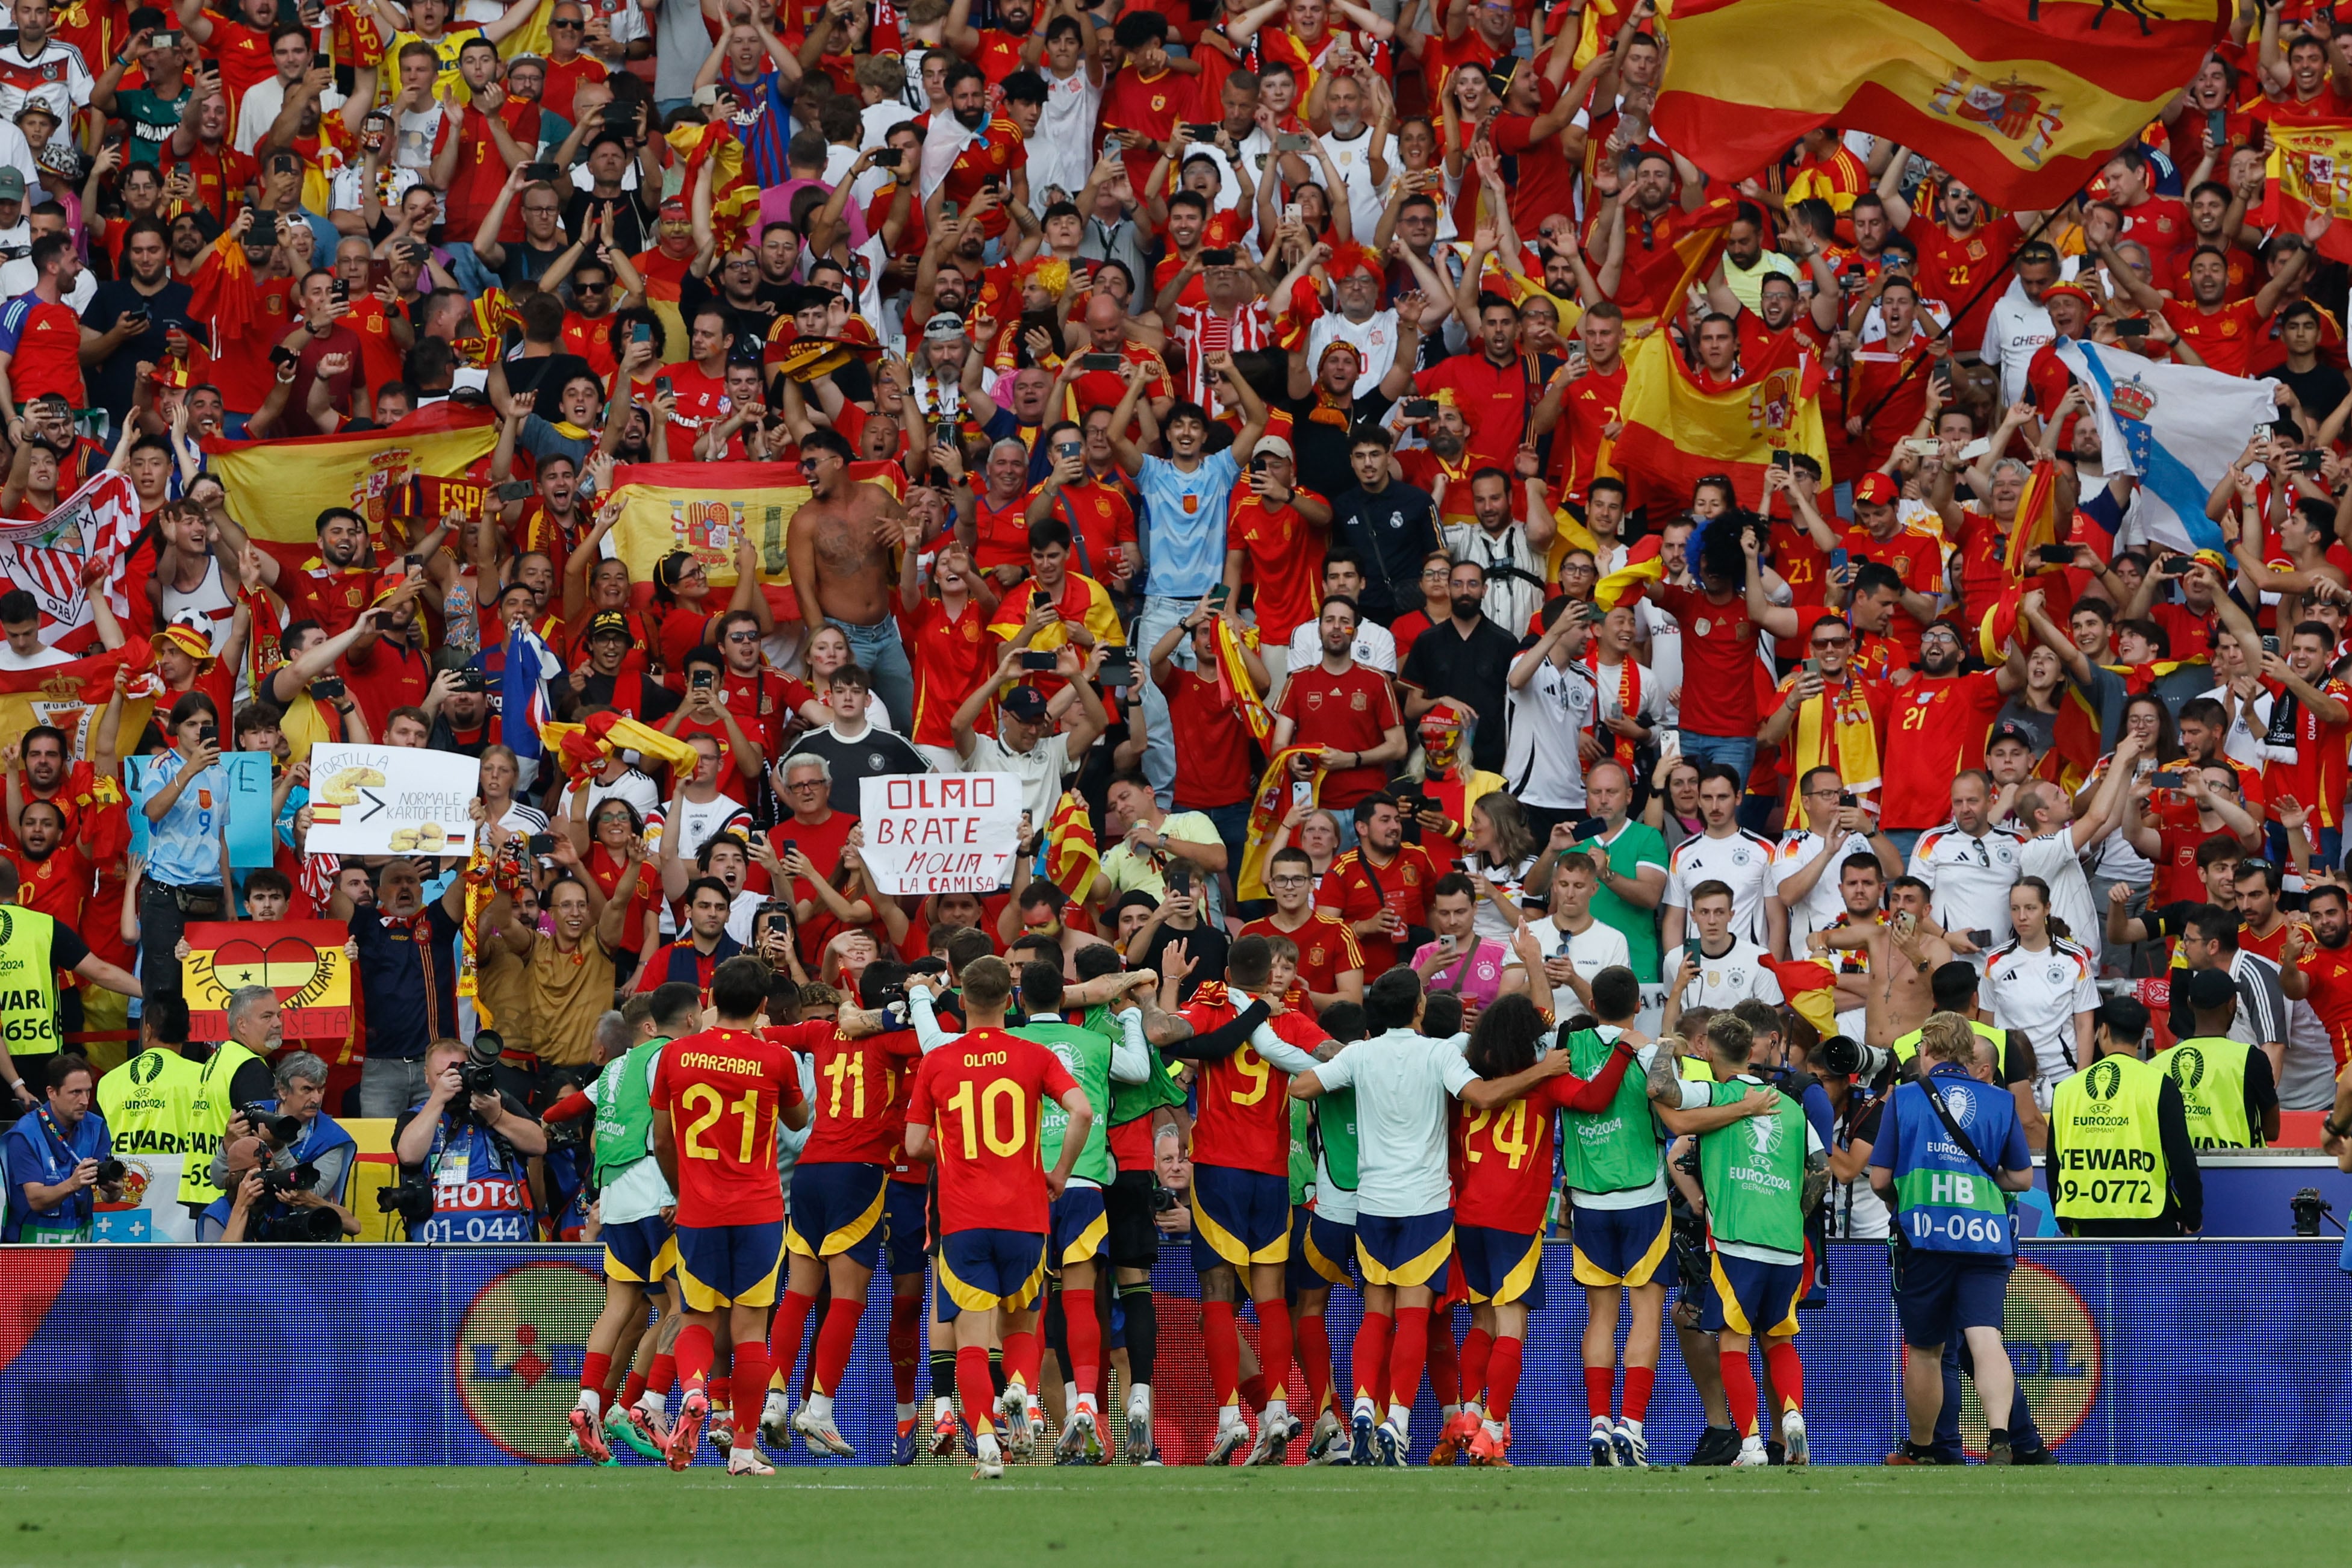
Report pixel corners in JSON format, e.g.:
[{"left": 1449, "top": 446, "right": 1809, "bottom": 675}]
[
  {"left": 302, "top": 744, "right": 481, "bottom": 856},
  {"left": 181, "top": 919, "right": 353, "bottom": 1041},
  {"left": 858, "top": 773, "right": 1023, "bottom": 895}
]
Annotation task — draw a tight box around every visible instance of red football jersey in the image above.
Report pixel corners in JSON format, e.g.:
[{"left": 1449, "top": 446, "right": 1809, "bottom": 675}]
[
  {"left": 1177, "top": 987, "right": 1325, "bottom": 1177},
  {"left": 1318, "top": 842, "right": 1449, "bottom": 975},
  {"left": 1238, "top": 913, "right": 1364, "bottom": 1013},
  {"left": 1453, "top": 1048, "right": 1633, "bottom": 1231},
  {"left": 906, "top": 1025, "right": 1078, "bottom": 1234},
  {"left": 762, "top": 1019, "right": 920, "bottom": 1166},
  {"left": 653, "top": 1026, "right": 806, "bottom": 1226}
]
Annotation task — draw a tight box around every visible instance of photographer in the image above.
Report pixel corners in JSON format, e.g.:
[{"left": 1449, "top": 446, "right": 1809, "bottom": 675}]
[
  {"left": 175, "top": 986, "right": 284, "bottom": 1217},
  {"left": 2, "top": 1056, "right": 123, "bottom": 1243},
  {"left": 208, "top": 1051, "right": 358, "bottom": 1218},
  {"left": 136, "top": 694, "right": 238, "bottom": 1004},
  {"left": 1870, "top": 1012, "right": 2035, "bottom": 1466},
  {"left": 202, "top": 1128, "right": 359, "bottom": 1242},
  {"left": 388, "top": 1037, "right": 549, "bottom": 1242}
]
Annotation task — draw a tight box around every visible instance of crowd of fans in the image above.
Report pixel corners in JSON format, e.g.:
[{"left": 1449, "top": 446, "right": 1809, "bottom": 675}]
[{"left": 0, "top": 0, "right": 2346, "bottom": 1279}]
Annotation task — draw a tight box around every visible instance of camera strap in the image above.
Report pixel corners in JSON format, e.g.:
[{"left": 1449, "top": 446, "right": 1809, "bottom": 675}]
[{"left": 1920, "top": 1070, "right": 2004, "bottom": 1187}]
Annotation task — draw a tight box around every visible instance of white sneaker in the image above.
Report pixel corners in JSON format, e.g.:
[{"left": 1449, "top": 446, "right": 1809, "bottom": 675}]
[
  {"left": 792, "top": 1405, "right": 857, "bottom": 1458},
  {"left": 1056, "top": 1405, "right": 1096, "bottom": 1460},
  {"left": 1245, "top": 1408, "right": 1299, "bottom": 1466},
  {"left": 1306, "top": 1409, "right": 1348, "bottom": 1464},
  {"left": 1781, "top": 1408, "right": 1810, "bottom": 1467},
  {"left": 1123, "top": 1391, "right": 1153, "bottom": 1465},
  {"left": 1000, "top": 1390, "right": 1033, "bottom": 1457},
  {"left": 758, "top": 1392, "right": 793, "bottom": 1449},
  {"left": 1206, "top": 1413, "right": 1251, "bottom": 1465},
  {"left": 1732, "top": 1436, "right": 1771, "bottom": 1467},
  {"left": 726, "top": 1445, "right": 774, "bottom": 1478},
  {"left": 974, "top": 1432, "right": 1005, "bottom": 1480}
]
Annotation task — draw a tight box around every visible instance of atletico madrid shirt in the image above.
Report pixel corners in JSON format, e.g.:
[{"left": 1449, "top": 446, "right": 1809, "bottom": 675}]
[
  {"left": 905, "top": 1026, "right": 1078, "bottom": 1234},
  {"left": 653, "top": 1025, "right": 805, "bottom": 1226}
]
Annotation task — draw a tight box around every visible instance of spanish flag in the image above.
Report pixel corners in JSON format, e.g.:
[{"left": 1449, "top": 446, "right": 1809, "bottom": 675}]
[
  {"left": 1237, "top": 747, "right": 1322, "bottom": 903},
  {"left": 1611, "top": 327, "right": 1829, "bottom": 517},
  {"left": 203, "top": 403, "right": 499, "bottom": 575},
  {"left": 1651, "top": 0, "right": 2228, "bottom": 209},
  {"left": 605, "top": 460, "right": 808, "bottom": 608},
  {"left": 1764, "top": 955, "right": 1839, "bottom": 1039},
  {"left": 2276, "top": 120, "right": 2352, "bottom": 265},
  {"left": 1045, "top": 789, "right": 1101, "bottom": 906},
  {"left": 1213, "top": 617, "right": 1271, "bottom": 746},
  {"left": 1593, "top": 534, "right": 1667, "bottom": 613}
]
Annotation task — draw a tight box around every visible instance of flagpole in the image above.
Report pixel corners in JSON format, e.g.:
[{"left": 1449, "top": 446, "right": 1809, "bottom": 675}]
[{"left": 1846, "top": 196, "right": 2076, "bottom": 435}]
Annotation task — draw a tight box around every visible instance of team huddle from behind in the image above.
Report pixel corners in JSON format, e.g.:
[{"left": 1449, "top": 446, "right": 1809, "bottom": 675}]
[{"left": 561, "top": 927, "right": 1847, "bottom": 1477}]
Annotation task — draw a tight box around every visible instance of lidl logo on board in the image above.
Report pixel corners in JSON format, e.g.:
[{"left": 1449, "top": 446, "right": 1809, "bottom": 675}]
[{"left": 455, "top": 1263, "right": 604, "bottom": 1462}]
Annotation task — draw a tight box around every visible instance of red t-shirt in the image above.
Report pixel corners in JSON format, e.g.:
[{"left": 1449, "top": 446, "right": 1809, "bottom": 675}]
[
  {"left": 1226, "top": 487, "right": 1324, "bottom": 644},
  {"left": 341, "top": 633, "right": 432, "bottom": 735},
  {"left": 719, "top": 667, "right": 793, "bottom": 756},
  {"left": 763, "top": 1018, "right": 921, "bottom": 1165},
  {"left": 1879, "top": 670, "right": 2006, "bottom": 830},
  {"left": 1906, "top": 214, "right": 2026, "bottom": 356},
  {"left": 777, "top": 805, "right": 858, "bottom": 964},
  {"left": 1491, "top": 110, "right": 1574, "bottom": 245},
  {"left": 1024, "top": 478, "right": 1136, "bottom": 579},
  {"left": 1, "top": 299, "right": 86, "bottom": 408},
  {"left": 287, "top": 564, "right": 376, "bottom": 638},
  {"left": 1841, "top": 523, "right": 1945, "bottom": 660},
  {"left": 1552, "top": 360, "right": 1626, "bottom": 501},
  {"left": 662, "top": 362, "right": 739, "bottom": 460},
  {"left": 1655, "top": 582, "right": 1762, "bottom": 740},
  {"left": 1161, "top": 665, "right": 1257, "bottom": 810},
  {"left": 2162, "top": 296, "right": 2266, "bottom": 379},
  {"left": 2265, "top": 673, "right": 2352, "bottom": 830},
  {"left": 906, "top": 594, "right": 995, "bottom": 750},
  {"left": 1454, "top": 1054, "right": 1631, "bottom": 1231},
  {"left": 1100, "top": 66, "right": 1185, "bottom": 191},
  {"left": 1272, "top": 660, "right": 1401, "bottom": 807},
  {"left": 1237, "top": 912, "right": 1363, "bottom": 1010},
  {"left": 2118, "top": 195, "right": 2194, "bottom": 273},
  {"left": 1176, "top": 988, "right": 1322, "bottom": 1177},
  {"left": 905, "top": 1026, "right": 1078, "bottom": 1233},
  {"left": 1319, "top": 841, "right": 1448, "bottom": 974},
  {"left": 970, "top": 490, "right": 1031, "bottom": 574},
  {"left": 652, "top": 1024, "right": 806, "bottom": 1225}
]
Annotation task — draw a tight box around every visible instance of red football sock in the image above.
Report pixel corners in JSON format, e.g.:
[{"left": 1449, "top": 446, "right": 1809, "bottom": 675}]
[
  {"left": 1202, "top": 1300, "right": 1241, "bottom": 1408},
  {"left": 620, "top": 1370, "right": 646, "bottom": 1408},
  {"left": 1719, "top": 1348, "right": 1758, "bottom": 1438},
  {"left": 1351, "top": 1311, "right": 1392, "bottom": 1406},
  {"left": 1001, "top": 1328, "right": 1042, "bottom": 1394},
  {"left": 1065, "top": 1287, "right": 1103, "bottom": 1400},
  {"left": 579, "top": 1350, "right": 612, "bottom": 1399},
  {"left": 1458, "top": 1325, "right": 1492, "bottom": 1408},
  {"left": 1387, "top": 1306, "right": 1430, "bottom": 1418},
  {"left": 1296, "top": 1313, "right": 1333, "bottom": 1417},
  {"left": 729, "top": 1341, "right": 768, "bottom": 1442},
  {"left": 1256, "top": 1299, "right": 1293, "bottom": 1405},
  {"left": 770, "top": 1289, "right": 818, "bottom": 1389},
  {"left": 1624, "top": 1366, "right": 1655, "bottom": 1423},
  {"left": 956, "top": 1343, "right": 996, "bottom": 1436},
  {"left": 675, "top": 1324, "right": 716, "bottom": 1391},
  {"left": 1486, "top": 1337, "right": 1524, "bottom": 1423},
  {"left": 813, "top": 1297, "right": 864, "bottom": 1396},
  {"left": 647, "top": 1352, "right": 677, "bottom": 1397},
  {"left": 1238, "top": 1372, "right": 1268, "bottom": 1413},
  {"left": 1584, "top": 1364, "right": 1615, "bottom": 1422},
  {"left": 1423, "top": 1311, "right": 1458, "bottom": 1406},
  {"left": 888, "top": 1292, "right": 924, "bottom": 1407},
  {"left": 1764, "top": 1342, "right": 1803, "bottom": 1413}
]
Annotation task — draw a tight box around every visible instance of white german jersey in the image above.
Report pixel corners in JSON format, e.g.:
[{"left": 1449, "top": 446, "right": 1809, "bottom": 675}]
[
  {"left": 1983, "top": 936, "right": 2097, "bottom": 1095},
  {"left": 1907, "top": 823, "right": 2026, "bottom": 957},
  {"left": 1674, "top": 936, "right": 1784, "bottom": 1012},
  {"left": 1772, "top": 828, "right": 1878, "bottom": 948},
  {"left": 1663, "top": 830, "right": 1776, "bottom": 947}
]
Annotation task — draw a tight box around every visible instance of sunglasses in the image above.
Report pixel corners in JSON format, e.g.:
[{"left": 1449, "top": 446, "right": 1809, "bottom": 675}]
[{"left": 549, "top": 16, "right": 582, "bottom": 25}]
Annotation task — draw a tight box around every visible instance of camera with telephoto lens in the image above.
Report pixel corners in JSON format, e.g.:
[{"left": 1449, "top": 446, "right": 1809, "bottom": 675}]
[
  {"left": 240, "top": 1102, "right": 302, "bottom": 1146},
  {"left": 2292, "top": 1187, "right": 2335, "bottom": 1236},
  {"left": 459, "top": 1031, "right": 503, "bottom": 1098},
  {"left": 1822, "top": 1035, "right": 1897, "bottom": 1087},
  {"left": 260, "top": 1160, "right": 320, "bottom": 1197},
  {"left": 377, "top": 1175, "right": 435, "bottom": 1228}
]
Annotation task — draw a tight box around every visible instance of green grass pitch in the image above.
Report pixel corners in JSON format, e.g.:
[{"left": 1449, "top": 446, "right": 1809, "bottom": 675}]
[{"left": 1, "top": 1468, "right": 2341, "bottom": 1566}]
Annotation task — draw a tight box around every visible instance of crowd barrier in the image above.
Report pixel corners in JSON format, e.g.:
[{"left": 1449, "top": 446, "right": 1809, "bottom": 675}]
[{"left": 0, "top": 1240, "right": 2345, "bottom": 1466}]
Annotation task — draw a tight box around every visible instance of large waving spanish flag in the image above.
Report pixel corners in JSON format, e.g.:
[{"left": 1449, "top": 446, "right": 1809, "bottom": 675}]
[
  {"left": 1611, "top": 328, "right": 1829, "bottom": 517},
  {"left": 1651, "top": 0, "right": 2228, "bottom": 209},
  {"left": 203, "top": 403, "right": 500, "bottom": 574},
  {"left": 2273, "top": 119, "right": 2352, "bottom": 266}
]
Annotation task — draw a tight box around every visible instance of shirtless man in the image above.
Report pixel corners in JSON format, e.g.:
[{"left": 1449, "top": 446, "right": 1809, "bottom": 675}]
[
  {"left": 1811, "top": 874, "right": 1959, "bottom": 1048},
  {"left": 785, "top": 425, "right": 917, "bottom": 729}
]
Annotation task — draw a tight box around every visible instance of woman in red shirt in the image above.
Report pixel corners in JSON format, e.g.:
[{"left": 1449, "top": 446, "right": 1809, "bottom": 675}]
[
  {"left": 652, "top": 534, "right": 772, "bottom": 671},
  {"left": 573, "top": 796, "right": 663, "bottom": 972},
  {"left": 1390, "top": 550, "right": 1455, "bottom": 665}
]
